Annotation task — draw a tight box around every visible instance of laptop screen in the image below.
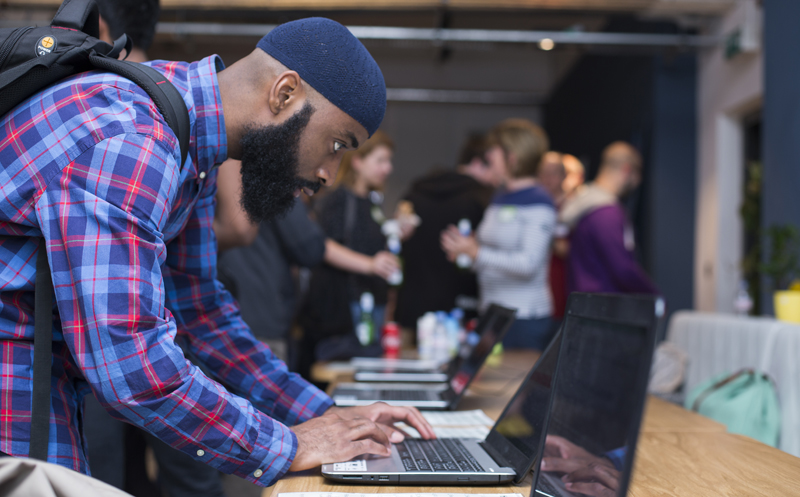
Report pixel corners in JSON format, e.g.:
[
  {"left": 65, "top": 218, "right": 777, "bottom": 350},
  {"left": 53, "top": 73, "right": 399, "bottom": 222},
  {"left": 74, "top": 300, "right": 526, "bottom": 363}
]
[
  {"left": 482, "top": 330, "right": 561, "bottom": 481},
  {"left": 448, "top": 305, "right": 515, "bottom": 398},
  {"left": 532, "top": 294, "right": 661, "bottom": 497}
]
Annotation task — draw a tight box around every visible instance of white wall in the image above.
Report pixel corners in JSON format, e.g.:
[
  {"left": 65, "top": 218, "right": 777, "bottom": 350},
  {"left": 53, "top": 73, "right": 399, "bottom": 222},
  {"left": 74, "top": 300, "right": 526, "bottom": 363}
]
[{"left": 695, "top": 0, "right": 762, "bottom": 312}]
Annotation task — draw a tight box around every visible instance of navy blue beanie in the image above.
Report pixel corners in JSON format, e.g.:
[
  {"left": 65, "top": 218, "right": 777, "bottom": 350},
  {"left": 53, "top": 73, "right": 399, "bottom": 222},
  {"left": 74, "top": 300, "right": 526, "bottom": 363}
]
[{"left": 257, "top": 18, "right": 386, "bottom": 137}]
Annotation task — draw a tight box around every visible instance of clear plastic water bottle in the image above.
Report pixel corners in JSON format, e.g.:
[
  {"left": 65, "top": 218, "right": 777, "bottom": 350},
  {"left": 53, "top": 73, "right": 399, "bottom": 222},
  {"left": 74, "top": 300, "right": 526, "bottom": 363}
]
[
  {"left": 734, "top": 280, "right": 753, "bottom": 316},
  {"left": 356, "top": 292, "right": 375, "bottom": 346},
  {"left": 433, "top": 311, "right": 449, "bottom": 362},
  {"left": 455, "top": 218, "right": 473, "bottom": 269},
  {"left": 381, "top": 220, "right": 403, "bottom": 286},
  {"left": 386, "top": 234, "right": 403, "bottom": 286},
  {"left": 417, "top": 312, "right": 437, "bottom": 360},
  {"left": 445, "top": 314, "right": 460, "bottom": 358}
]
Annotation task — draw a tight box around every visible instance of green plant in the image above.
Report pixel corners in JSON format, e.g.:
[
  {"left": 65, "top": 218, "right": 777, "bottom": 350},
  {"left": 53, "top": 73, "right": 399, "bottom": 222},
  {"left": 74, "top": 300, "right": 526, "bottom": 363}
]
[
  {"left": 740, "top": 161, "right": 762, "bottom": 313},
  {"left": 761, "top": 224, "right": 800, "bottom": 292}
]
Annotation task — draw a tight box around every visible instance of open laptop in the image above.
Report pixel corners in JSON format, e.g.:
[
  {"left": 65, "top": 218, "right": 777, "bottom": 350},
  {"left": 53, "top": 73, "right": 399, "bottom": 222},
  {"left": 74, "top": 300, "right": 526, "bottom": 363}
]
[
  {"left": 322, "top": 325, "right": 563, "bottom": 484},
  {"left": 354, "top": 304, "right": 513, "bottom": 383},
  {"left": 322, "top": 292, "right": 663, "bottom": 487},
  {"left": 330, "top": 304, "right": 516, "bottom": 410},
  {"left": 531, "top": 293, "right": 663, "bottom": 497}
]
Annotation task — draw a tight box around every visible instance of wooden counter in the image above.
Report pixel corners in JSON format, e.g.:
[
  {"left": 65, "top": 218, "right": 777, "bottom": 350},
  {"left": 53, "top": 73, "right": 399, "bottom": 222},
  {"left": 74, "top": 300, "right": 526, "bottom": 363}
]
[{"left": 270, "top": 351, "right": 800, "bottom": 497}]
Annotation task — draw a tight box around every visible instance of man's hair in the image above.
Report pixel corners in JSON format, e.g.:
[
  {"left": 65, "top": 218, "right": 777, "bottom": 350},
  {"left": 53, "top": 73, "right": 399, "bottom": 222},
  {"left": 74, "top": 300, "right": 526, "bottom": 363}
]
[
  {"left": 335, "top": 130, "right": 395, "bottom": 188},
  {"left": 486, "top": 118, "right": 549, "bottom": 178},
  {"left": 457, "top": 133, "right": 487, "bottom": 167},
  {"left": 600, "top": 141, "right": 642, "bottom": 172},
  {"left": 96, "top": 0, "right": 160, "bottom": 52}
]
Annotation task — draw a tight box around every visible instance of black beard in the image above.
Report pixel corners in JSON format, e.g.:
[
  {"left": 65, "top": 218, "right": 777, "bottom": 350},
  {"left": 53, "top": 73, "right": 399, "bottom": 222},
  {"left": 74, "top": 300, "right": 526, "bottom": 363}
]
[{"left": 238, "top": 102, "right": 320, "bottom": 223}]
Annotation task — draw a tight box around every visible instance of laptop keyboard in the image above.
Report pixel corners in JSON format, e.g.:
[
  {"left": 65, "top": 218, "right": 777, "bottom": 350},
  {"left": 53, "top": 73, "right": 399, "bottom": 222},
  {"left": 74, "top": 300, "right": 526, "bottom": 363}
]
[
  {"left": 396, "top": 439, "right": 486, "bottom": 472},
  {"left": 536, "top": 473, "right": 569, "bottom": 497},
  {"left": 379, "top": 389, "right": 435, "bottom": 401}
]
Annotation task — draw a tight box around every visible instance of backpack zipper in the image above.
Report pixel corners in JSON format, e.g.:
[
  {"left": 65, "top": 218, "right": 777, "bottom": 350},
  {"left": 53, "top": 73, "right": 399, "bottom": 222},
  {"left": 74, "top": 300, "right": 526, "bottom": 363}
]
[{"left": 0, "top": 26, "right": 35, "bottom": 72}]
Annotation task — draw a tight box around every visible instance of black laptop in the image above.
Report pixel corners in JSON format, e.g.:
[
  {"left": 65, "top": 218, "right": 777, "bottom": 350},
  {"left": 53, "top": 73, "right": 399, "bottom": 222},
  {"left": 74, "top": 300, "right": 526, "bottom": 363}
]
[
  {"left": 531, "top": 293, "right": 663, "bottom": 497},
  {"left": 331, "top": 304, "right": 515, "bottom": 410}
]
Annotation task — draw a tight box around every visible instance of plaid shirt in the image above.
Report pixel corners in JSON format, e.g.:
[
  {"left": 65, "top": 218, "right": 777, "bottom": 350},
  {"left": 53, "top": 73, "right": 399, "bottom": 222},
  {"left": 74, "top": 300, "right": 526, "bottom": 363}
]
[{"left": 0, "top": 55, "right": 332, "bottom": 486}]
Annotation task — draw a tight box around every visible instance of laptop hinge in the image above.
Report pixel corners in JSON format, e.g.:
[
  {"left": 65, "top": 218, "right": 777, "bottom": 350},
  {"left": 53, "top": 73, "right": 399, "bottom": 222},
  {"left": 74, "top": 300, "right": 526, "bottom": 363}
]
[{"left": 479, "top": 441, "right": 512, "bottom": 468}]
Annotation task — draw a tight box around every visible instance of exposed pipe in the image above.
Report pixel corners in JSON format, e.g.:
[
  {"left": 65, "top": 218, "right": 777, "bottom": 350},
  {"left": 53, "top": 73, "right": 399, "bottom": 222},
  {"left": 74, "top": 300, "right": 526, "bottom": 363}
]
[
  {"left": 155, "top": 22, "right": 721, "bottom": 48},
  {"left": 387, "top": 88, "right": 543, "bottom": 105}
]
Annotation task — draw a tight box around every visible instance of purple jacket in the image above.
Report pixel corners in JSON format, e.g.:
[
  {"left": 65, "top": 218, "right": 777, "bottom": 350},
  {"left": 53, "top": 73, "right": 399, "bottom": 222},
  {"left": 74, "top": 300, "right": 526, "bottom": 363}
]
[{"left": 567, "top": 204, "right": 659, "bottom": 295}]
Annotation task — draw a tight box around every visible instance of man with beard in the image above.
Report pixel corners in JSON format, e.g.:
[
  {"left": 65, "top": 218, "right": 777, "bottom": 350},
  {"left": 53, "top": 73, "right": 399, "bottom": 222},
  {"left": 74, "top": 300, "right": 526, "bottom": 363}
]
[
  {"left": 0, "top": 17, "right": 434, "bottom": 487},
  {"left": 559, "top": 142, "right": 660, "bottom": 294}
]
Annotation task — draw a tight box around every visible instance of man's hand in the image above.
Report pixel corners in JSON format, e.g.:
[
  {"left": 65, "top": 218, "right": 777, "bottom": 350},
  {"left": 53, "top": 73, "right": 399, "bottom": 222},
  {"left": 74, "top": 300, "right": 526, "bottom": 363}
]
[
  {"left": 289, "top": 413, "right": 392, "bottom": 472},
  {"left": 327, "top": 403, "right": 436, "bottom": 442},
  {"left": 561, "top": 463, "right": 620, "bottom": 497},
  {"left": 440, "top": 225, "right": 479, "bottom": 261},
  {"left": 540, "top": 436, "right": 619, "bottom": 497},
  {"left": 370, "top": 251, "right": 400, "bottom": 281}
]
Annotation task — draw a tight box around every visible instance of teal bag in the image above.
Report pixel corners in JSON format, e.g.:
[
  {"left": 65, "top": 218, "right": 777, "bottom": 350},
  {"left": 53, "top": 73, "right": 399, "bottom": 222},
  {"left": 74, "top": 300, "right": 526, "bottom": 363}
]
[{"left": 685, "top": 368, "right": 781, "bottom": 447}]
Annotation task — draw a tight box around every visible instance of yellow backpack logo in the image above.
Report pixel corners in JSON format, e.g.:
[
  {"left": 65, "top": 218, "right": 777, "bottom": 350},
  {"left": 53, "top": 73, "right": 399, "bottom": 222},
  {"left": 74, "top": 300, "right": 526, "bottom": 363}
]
[{"left": 36, "top": 36, "right": 57, "bottom": 57}]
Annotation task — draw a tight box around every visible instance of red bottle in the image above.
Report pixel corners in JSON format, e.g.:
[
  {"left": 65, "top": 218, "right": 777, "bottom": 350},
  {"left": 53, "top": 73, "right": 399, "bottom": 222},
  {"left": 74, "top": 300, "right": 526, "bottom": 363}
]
[{"left": 382, "top": 322, "right": 401, "bottom": 359}]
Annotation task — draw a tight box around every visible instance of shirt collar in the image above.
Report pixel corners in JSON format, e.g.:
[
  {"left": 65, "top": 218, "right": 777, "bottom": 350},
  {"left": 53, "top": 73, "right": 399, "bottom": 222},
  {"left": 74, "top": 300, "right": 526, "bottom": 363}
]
[{"left": 189, "top": 55, "right": 228, "bottom": 173}]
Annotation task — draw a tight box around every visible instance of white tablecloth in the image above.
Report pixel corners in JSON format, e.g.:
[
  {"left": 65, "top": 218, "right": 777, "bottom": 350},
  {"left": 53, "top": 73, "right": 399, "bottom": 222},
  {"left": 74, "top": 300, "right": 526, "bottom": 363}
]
[{"left": 667, "top": 311, "right": 800, "bottom": 457}]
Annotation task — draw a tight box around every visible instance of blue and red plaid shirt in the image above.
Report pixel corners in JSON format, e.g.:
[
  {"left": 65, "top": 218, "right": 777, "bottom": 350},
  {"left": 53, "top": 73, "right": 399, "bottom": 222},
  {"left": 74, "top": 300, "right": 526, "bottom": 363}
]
[{"left": 0, "top": 55, "right": 332, "bottom": 486}]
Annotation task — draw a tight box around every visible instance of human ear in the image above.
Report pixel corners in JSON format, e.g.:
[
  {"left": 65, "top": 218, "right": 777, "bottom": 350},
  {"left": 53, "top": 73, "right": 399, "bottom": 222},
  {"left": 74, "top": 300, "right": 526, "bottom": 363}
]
[
  {"left": 98, "top": 16, "right": 112, "bottom": 44},
  {"left": 267, "top": 71, "right": 304, "bottom": 116},
  {"left": 506, "top": 151, "right": 518, "bottom": 174}
]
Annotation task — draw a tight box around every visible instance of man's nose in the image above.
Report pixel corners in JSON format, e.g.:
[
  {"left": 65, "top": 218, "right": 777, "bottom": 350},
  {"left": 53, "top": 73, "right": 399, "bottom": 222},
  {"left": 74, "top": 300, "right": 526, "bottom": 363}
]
[{"left": 318, "top": 159, "right": 340, "bottom": 186}]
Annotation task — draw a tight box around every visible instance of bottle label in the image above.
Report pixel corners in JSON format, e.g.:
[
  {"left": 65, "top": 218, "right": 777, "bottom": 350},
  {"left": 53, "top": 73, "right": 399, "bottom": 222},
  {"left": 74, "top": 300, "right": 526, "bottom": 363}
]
[{"left": 356, "top": 322, "right": 372, "bottom": 346}]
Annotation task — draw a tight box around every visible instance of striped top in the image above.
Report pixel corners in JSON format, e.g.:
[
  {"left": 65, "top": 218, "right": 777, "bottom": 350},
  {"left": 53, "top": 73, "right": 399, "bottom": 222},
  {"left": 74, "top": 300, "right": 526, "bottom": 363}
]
[{"left": 474, "top": 186, "right": 556, "bottom": 319}]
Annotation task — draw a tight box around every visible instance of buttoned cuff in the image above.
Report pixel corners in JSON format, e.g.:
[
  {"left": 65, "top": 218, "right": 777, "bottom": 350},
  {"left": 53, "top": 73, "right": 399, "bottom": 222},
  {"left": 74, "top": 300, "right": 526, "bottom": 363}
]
[{"left": 231, "top": 414, "right": 298, "bottom": 487}]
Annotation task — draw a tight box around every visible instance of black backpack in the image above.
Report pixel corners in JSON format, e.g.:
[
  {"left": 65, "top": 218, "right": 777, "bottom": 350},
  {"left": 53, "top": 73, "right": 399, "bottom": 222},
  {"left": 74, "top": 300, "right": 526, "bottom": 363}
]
[{"left": 0, "top": 0, "right": 190, "bottom": 462}]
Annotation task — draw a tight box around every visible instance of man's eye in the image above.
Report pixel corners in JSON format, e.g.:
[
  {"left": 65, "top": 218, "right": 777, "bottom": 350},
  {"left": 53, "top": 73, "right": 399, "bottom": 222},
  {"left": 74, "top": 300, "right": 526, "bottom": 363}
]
[{"left": 334, "top": 142, "right": 343, "bottom": 152}]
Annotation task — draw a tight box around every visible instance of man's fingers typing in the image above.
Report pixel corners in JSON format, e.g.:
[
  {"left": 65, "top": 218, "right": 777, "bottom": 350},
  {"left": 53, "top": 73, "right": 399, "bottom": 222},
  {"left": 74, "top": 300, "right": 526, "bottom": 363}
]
[
  {"left": 540, "top": 456, "right": 585, "bottom": 474},
  {"left": 345, "top": 417, "right": 391, "bottom": 448},
  {"left": 346, "top": 438, "right": 391, "bottom": 459}
]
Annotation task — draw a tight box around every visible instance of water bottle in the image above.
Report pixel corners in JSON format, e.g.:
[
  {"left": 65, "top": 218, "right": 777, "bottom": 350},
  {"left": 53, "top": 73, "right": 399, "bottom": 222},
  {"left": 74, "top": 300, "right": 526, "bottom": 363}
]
[
  {"left": 434, "top": 311, "right": 450, "bottom": 362},
  {"left": 456, "top": 218, "right": 473, "bottom": 269},
  {"left": 382, "top": 220, "right": 403, "bottom": 286},
  {"left": 734, "top": 280, "right": 753, "bottom": 316},
  {"left": 356, "top": 292, "right": 375, "bottom": 346},
  {"left": 386, "top": 234, "right": 403, "bottom": 286},
  {"left": 445, "top": 314, "right": 460, "bottom": 358},
  {"left": 417, "top": 312, "right": 437, "bottom": 361}
]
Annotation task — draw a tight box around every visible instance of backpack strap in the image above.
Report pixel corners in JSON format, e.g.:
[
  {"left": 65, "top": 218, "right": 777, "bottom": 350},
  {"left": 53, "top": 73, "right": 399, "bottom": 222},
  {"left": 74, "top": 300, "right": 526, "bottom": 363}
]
[
  {"left": 88, "top": 55, "right": 191, "bottom": 167},
  {"left": 29, "top": 238, "right": 53, "bottom": 461},
  {"left": 51, "top": 0, "right": 100, "bottom": 38}
]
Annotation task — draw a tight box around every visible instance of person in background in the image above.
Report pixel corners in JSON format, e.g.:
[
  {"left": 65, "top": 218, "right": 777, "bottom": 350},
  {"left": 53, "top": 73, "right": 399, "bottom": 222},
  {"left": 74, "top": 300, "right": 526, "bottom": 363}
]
[
  {"left": 560, "top": 141, "right": 659, "bottom": 294},
  {"left": 536, "top": 152, "right": 569, "bottom": 331},
  {"left": 298, "top": 131, "right": 401, "bottom": 377},
  {"left": 561, "top": 153, "right": 586, "bottom": 202},
  {"left": 537, "top": 151, "right": 567, "bottom": 206},
  {"left": 96, "top": 0, "right": 157, "bottom": 64},
  {"left": 218, "top": 196, "right": 400, "bottom": 364},
  {"left": 395, "top": 134, "right": 495, "bottom": 329},
  {"left": 441, "top": 119, "right": 556, "bottom": 351}
]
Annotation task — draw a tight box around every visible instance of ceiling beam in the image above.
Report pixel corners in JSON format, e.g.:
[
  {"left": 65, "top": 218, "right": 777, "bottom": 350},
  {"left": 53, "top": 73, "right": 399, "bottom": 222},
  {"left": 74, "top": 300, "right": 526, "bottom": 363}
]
[
  {"left": 9, "top": 0, "right": 735, "bottom": 15},
  {"left": 154, "top": 22, "right": 721, "bottom": 47}
]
